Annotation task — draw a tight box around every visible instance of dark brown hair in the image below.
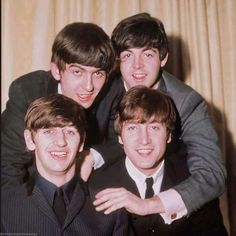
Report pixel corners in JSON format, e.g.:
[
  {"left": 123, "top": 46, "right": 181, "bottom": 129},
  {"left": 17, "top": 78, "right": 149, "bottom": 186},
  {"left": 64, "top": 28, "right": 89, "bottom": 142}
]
[
  {"left": 51, "top": 22, "right": 115, "bottom": 74},
  {"left": 25, "top": 94, "right": 87, "bottom": 143},
  {"left": 115, "top": 86, "right": 176, "bottom": 136},
  {"left": 111, "top": 13, "right": 169, "bottom": 61}
]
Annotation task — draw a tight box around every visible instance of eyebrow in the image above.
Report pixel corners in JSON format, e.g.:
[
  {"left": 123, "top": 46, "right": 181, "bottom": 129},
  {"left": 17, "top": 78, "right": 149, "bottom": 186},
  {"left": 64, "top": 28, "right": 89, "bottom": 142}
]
[
  {"left": 122, "top": 48, "right": 158, "bottom": 53},
  {"left": 67, "top": 64, "right": 105, "bottom": 73}
]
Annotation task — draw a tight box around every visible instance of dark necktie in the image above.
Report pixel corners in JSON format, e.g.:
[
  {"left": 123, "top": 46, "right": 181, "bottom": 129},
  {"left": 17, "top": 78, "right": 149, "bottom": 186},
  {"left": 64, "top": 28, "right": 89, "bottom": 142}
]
[
  {"left": 145, "top": 177, "right": 154, "bottom": 198},
  {"left": 53, "top": 188, "right": 67, "bottom": 225}
]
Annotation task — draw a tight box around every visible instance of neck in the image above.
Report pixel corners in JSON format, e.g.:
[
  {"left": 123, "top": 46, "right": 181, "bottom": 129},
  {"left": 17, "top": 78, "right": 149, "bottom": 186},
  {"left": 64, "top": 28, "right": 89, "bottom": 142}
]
[{"left": 38, "top": 166, "right": 76, "bottom": 187}]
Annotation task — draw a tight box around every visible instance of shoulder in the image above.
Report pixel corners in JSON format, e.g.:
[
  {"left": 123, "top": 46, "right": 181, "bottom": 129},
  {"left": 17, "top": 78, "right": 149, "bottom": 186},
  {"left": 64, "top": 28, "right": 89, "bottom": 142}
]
[
  {"left": 89, "top": 160, "right": 125, "bottom": 193},
  {"left": 10, "top": 70, "right": 53, "bottom": 88},
  {"left": 2, "top": 184, "right": 29, "bottom": 208},
  {"left": 8, "top": 70, "right": 58, "bottom": 104},
  {"left": 161, "top": 71, "right": 206, "bottom": 115},
  {"left": 161, "top": 71, "right": 203, "bottom": 100}
]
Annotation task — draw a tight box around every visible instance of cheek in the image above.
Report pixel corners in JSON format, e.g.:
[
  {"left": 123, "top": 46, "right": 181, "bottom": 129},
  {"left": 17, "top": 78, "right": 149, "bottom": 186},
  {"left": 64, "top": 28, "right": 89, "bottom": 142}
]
[
  {"left": 93, "top": 78, "right": 106, "bottom": 90},
  {"left": 120, "top": 63, "right": 129, "bottom": 75}
]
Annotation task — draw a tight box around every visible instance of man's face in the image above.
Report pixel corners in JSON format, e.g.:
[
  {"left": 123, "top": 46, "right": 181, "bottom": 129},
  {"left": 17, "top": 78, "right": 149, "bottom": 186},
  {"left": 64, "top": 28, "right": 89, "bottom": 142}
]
[
  {"left": 119, "top": 120, "right": 171, "bottom": 175},
  {"left": 55, "top": 63, "right": 107, "bottom": 109},
  {"left": 119, "top": 47, "right": 167, "bottom": 89},
  {"left": 24, "top": 126, "right": 83, "bottom": 180}
]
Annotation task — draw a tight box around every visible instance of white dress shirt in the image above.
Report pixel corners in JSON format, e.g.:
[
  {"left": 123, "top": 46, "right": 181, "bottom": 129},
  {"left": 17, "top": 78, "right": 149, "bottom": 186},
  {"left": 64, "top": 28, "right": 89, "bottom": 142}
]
[{"left": 125, "top": 156, "right": 187, "bottom": 224}]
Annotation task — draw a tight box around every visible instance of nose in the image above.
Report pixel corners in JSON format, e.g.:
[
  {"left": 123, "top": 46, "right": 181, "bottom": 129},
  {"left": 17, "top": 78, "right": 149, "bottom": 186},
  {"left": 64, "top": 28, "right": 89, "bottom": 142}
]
[
  {"left": 132, "top": 54, "right": 144, "bottom": 69},
  {"left": 139, "top": 126, "right": 150, "bottom": 145},
  {"left": 83, "top": 74, "right": 94, "bottom": 92},
  {"left": 54, "top": 130, "right": 67, "bottom": 147}
]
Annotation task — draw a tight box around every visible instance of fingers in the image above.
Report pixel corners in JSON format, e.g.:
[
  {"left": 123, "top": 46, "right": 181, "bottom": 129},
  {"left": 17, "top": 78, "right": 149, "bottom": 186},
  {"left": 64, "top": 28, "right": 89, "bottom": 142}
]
[
  {"left": 93, "top": 188, "right": 127, "bottom": 214},
  {"left": 95, "top": 188, "right": 123, "bottom": 199}
]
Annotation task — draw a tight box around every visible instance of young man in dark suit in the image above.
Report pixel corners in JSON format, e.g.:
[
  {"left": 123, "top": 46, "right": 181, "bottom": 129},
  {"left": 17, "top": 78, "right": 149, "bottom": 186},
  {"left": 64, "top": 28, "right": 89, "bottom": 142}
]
[
  {"left": 1, "top": 94, "right": 127, "bottom": 236},
  {"left": 93, "top": 13, "right": 227, "bottom": 225},
  {"left": 90, "top": 86, "right": 227, "bottom": 236},
  {"left": 1, "top": 22, "right": 122, "bottom": 189}
]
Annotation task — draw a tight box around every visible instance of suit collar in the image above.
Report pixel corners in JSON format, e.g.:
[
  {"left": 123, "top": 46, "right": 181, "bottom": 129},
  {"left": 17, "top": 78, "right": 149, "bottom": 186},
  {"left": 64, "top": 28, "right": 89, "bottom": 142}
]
[
  {"left": 157, "top": 70, "right": 167, "bottom": 93},
  {"left": 116, "top": 159, "right": 141, "bottom": 197},
  {"left": 63, "top": 177, "right": 88, "bottom": 228}
]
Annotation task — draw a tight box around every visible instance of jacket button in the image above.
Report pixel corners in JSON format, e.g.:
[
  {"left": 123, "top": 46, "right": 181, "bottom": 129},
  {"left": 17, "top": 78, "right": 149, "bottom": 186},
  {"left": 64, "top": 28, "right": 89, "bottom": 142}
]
[
  {"left": 171, "top": 213, "right": 177, "bottom": 219},
  {"left": 148, "top": 227, "right": 155, "bottom": 233}
]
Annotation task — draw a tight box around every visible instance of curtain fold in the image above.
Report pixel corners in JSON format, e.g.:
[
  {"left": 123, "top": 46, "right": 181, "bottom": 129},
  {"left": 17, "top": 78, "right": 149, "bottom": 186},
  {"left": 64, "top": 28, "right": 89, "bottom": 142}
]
[{"left": 1, "top": 0, "right": 235, "bottom": 234}]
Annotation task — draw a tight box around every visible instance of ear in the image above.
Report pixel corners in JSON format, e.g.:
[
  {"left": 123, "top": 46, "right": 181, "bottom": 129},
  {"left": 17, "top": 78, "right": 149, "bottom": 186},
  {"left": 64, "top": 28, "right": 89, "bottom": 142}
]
[
  {"left": 167, "top": 133, "right": 172, "bottom": 143},
  {"left": 24, "top": 130, "right": 36, "bottom": 151},
  {"left": 50, "top": 62, "right": 61, "bottom": 81},
  {"left": 160, "top": 53, "right": 169, "bottom": 67},
  {"left": 118, "top": 136, "right": 123, "bottom": 145}
]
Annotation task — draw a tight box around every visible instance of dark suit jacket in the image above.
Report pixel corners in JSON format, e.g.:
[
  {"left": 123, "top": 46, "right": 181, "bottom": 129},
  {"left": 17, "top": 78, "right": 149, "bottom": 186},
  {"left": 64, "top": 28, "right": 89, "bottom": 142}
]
[
  {"left": 1, "top": 70, "right": 124, "bottom": 188},
  {"left": 1, "top": 175, "right": 128, "bottom": 236},
  {"left": 89, "top": 140, "right": 227, "bottom": 236}
]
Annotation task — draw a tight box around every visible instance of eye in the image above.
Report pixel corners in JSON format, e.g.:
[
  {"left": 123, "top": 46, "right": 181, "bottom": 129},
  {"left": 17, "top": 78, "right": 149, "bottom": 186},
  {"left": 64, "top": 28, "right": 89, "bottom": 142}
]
[
  {"left": 72, "top": 69, "right": 82, "bottom": 76},
  {"left": 149, "top": 122, "right": 163, "bottom": 131},
  {"left": 94, "top": 71, "right": 106, "bottom": 79},
  {"left": 43, "top": 129, "right": 54, "bottom": 135},
  {"left": 68, "top": 66, "right": 82, "bottom": 77},
  {"left": 151, "top": 125, "right": 159, "bottom": 130},
  {"left": 127, "top": 125, "right": 137, "bottom": 131},
  {"left": 64, "top": 127, "right": 79, "bottom": 136},
  {"left": 66, "top": 130, "right": 76, "bottom": 136},
  {"left": 120, "top": 52, "right": 133, "bottom": 61},
  {"left": 144, "top": 53, "right": 153, "bottom": 58}
]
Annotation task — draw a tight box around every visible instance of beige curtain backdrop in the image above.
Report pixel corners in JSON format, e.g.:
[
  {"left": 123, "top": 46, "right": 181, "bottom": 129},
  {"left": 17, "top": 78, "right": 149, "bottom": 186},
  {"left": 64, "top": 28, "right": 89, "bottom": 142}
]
[{"left": 1, "top": 0, "right": 236, "bottom": 235}]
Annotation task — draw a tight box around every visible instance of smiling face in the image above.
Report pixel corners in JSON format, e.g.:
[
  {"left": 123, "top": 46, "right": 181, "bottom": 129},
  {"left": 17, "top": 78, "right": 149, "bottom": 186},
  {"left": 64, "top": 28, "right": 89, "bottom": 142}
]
[
  {"left": 119, "top": 47, "right": 168, "bottom": 89},
  {"left": 51, "top": 63, "right": 106, "bottom": 109},
  {"left": 24, "top": 126, "right": 83, "bottom": 181},
  {"left": 119, "top": 120, "right": 171, "bottom": 176}
]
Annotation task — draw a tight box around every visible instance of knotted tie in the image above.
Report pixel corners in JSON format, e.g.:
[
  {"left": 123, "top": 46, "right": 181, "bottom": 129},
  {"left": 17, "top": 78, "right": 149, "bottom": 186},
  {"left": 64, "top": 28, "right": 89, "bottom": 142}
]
[
  {"left": 53, "top": 188, "right": 67, "bottom": 225},
  {"left": 145, "top": 177, "right": 154, "bottom": 198}
]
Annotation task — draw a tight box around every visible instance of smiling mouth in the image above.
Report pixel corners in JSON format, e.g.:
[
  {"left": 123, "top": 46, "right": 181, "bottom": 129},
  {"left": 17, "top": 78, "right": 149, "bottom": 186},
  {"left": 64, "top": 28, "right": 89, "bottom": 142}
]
[
  {"left": 132, "top": 73, "right": 146, "bottom": 81},
  {"left": 50, "top": 151, "right": 67, "bottom": 160},
  {"left": 137, "top": 149, "right": 153, "bottom": 155},
  {"left": 78, "top": 94, "right": 93, "bottom": 101}
]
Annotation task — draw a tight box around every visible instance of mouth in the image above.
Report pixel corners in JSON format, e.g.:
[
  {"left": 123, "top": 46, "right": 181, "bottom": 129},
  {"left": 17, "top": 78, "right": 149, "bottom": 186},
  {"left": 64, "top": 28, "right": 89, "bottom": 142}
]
[
  {"left": 136, "top": 148, "right": 153, "bottom": 156},
  {"left": 50, "top": 151, "right": 67, "bottom": 160},
  {"left": 77, "top": 94, "right": 93, "bottom": 102},
  {"left": 132, "top": 72, "right": 147, "bottom": 81}
]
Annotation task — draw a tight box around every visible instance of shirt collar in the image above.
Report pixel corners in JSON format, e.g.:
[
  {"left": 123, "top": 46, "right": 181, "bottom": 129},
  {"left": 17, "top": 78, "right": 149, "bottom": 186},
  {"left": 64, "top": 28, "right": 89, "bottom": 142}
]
[
  {"left": 36, "top": 173, "right": 78, "bottom": 207},
  {"left": 125, "top": 156, "right": 165, "bottom": 184},
  {"left": 58, "top": 83, "right": 62, "bottom": 94}
]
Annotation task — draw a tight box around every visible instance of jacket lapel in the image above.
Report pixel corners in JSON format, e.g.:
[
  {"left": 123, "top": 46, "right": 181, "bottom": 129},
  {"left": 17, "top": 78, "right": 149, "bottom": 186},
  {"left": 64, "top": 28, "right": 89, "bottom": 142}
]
[
  {"left": 31, "top": 185, "right": 59, "bottom": 225},
  {"left": 118, "top": 160, "right": 141, "bottom": 197},
  {"left": 63, "top": 179, "right": 87, "bottom": 228}
]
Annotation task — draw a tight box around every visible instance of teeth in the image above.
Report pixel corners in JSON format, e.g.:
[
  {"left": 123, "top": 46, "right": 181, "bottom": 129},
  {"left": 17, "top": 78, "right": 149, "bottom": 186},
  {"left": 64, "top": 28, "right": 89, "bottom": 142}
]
[
  {"left": 80, "top": 94, "right": 90, "bottom": 98},
  {"left": 50, "top": 151, "right": 66, "bottom": 157},
  {"left": 133, "top": 73, "right": 145, "bottom": 78},
  {"left": 137, "top": 149, "right": 152, "bottom": 154}
]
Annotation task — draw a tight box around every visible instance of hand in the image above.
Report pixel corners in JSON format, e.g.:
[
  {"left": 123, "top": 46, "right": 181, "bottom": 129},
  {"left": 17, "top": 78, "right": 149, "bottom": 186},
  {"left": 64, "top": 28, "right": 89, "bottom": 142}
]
[
  {"left": 76, "top": 149, "right": 95, "bottom": 182},
  {"left": 93, "top": 187, "right": 164, "bottom": 215}
]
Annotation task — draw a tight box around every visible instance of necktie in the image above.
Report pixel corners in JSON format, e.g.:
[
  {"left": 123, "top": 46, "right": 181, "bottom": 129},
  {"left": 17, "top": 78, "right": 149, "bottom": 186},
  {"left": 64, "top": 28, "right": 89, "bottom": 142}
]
[
  {"left": 145, "top": 177, "right": 154, "bottom": 198},
  {"left": 53, "top": 188, "right": 67, "bottom": 225}
]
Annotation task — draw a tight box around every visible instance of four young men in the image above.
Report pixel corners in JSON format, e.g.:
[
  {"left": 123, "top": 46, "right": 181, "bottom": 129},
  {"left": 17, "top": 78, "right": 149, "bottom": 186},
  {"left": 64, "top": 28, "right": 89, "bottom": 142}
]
[{"left": 1, "top": 12, "right": 227, "bottom": 234}]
